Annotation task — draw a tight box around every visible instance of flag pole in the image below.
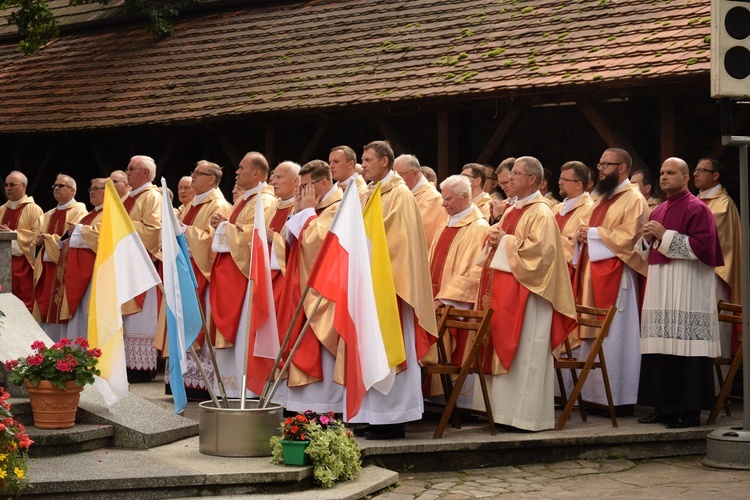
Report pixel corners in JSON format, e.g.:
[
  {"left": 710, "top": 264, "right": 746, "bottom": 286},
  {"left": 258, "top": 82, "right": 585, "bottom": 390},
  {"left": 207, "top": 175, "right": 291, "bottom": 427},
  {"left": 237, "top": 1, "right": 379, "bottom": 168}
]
[
  {"left": 188, "top": 346, "right": 221, "bottom": 408},
  {"left": 258, "top": 285, "right": 310, "bottom": 405},
  {"left": 192, "top": 287, "right": 229, "bottom": 408},
  {"left": 240, "top": 278, "right": 255, "bottom": 410},
  {"left": 259, "top": 294, "right": 323, "bottom": 409},
  {"left": 157, "top": 282, "right": 221, "bottom": 409}
]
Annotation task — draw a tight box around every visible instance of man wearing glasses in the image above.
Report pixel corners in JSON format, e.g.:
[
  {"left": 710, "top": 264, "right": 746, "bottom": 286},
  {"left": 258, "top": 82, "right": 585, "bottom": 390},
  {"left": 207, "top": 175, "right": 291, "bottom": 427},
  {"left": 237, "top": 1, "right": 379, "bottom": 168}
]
[
  {"left": 394, "top": 154, "right": 446, "bottom": 249},
  {"left": 483, "top": 164, "right": 503, "bottom": 202},
  {"left": 461, "top": 163, "right": 492, "bottom": 220},
  {"left": 0, "top": 171, "right": 43, "bottom": 312},
  {"left": 694, "top": 158, "right": 741, "bottom": 371},
  {"left": 575, "top": 148, "right": 649, "bottom": 417},
  {"left": 49, "top": 177, "right": 107, "bottom": 339},
  {"left": 121, "top": 155, "right": 163, "bottom": 383},
  {"left": 31, "top": 174, "right": 87, "bottom": 340},
  {"left": 555, "top": 161, "right": 594, "bottom": 279}
]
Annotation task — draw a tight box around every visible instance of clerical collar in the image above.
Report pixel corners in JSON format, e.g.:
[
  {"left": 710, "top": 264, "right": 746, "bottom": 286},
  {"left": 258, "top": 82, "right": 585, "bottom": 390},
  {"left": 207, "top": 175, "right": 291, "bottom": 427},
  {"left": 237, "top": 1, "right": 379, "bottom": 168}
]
[
  {"left": 94, "top": 204, "right": 103, "bottom": 211},
  {"left": 56, "top": 199, "right": 76, "bottom": 210},
  {"left": 472, "top": 192, "right": 484, "bottom": 202},
  {"left": 448, "top": 204, "right": 475, "bottom": 227},
  {"left": 129, "top": 183, "right": 151, "bottom": 197},
  {"left": 561, "top": 193, "right": 585, "bottom": 216},
  {"left": 9, "top": 200, "right": 20, "bottom": 209},
  {"left": 192, "top": 188, "right": 213, "bottom": 205},
  {"left": 280, "top": 196, "right": 294, "bottom": 205},
  {"left": 698, "top": 183, "right": 722, "bottom": 199},
  {"left": 243, "top": 182, "right": 265, "bottom": 200},
  {"left": 320, "top": 185, "right": 338, "bottom": 205},
  {"left": 411, "top": 175, "right": 427, "bottom": 194},
  {"left": 606, "top": 179, "right": 630, "bottom": 199},
  {"left": 373, "top": 170, "right": 394, "bottom": 187},
  {"left": 514, "top": 191, "right": 541, "bottom": 208}
]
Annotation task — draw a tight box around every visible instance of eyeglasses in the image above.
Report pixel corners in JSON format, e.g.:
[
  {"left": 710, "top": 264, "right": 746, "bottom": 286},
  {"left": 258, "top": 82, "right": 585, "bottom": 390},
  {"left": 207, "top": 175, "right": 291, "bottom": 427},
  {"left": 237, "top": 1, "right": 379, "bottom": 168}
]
[
  {"left": 89, "top": 187, "right": 106, "bottom": 192},
  {"left": 461, "top": 173, "right": 479, "bottom": 179},
  {"left": 4, "top": 183, "right": 21, "bottom": 188},
  {"left": 191, "top": 171, "right": 214, "bottom": 178},
  {"left": 486, "top": 175, "right": 498, "bottom": 181},
  {"left": 597, "top": 162, "right": 622, "bottom": 171},
  {"left": 498, "top": 181, "right": 510, "bottom": 186},
  {"left": 559, "top": 177, "right": 580, "bottom": 183},
  {"left": 693, "top": 168, "right": 716, "bottom": 175},
  {"left": 509, "top": 171, "right": 533, "bottom": 178},
  {"left": 52, "top": 184, "right": 72, "bottom": 189},
  {"left": 110, "top": 179, "right": 126, "bottom": 184},
  {"left": 299, "top": 178, "right": 324, "bottom": 189}
]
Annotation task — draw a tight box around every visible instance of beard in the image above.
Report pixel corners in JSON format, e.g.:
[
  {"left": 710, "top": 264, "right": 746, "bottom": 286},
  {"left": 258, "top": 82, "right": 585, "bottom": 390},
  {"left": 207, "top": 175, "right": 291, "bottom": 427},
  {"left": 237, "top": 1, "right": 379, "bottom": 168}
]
[{"left": 597, "top": 171, "right": 620, "bottom": 197}]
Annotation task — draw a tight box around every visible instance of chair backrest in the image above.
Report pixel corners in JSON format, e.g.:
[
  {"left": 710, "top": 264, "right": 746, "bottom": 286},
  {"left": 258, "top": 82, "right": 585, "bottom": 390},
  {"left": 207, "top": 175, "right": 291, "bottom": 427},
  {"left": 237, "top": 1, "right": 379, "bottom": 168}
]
[
  {"left": 718, "top": 300, "right": 742, "bottom": 325},
  {"left": 575, "top": 304, "right": 617, "bottom": 340},
  {"left": 434, "top": 306, "right": 494, "bottom": 361}
]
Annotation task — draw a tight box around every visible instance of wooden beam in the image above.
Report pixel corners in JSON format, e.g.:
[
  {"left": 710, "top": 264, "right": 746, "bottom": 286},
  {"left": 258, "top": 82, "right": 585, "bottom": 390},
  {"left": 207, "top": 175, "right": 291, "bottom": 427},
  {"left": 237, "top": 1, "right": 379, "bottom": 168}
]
[
  {"left": 265, "top": 119, "right": 275, "bottom": 167},
  {"left": 476, "top": 105, "right": 524, "bottom": 164},
  {"left": 437, "top": 111, "right": 450, "bottom": 182},
  {"left": 660, "top": 96, "right": 675, "bottom": 163},
  {"left": 28, "top": 143, "right": 57, "bottom": 195},
  {"left": 217, "top": 132, "right": 242, "bottom": 169},
  {"left": 299, "top": 117, "right": 330, "bottom": 164},
  {"left": 707, "top": 106, "right": 750, "bottom": 160},
  {"left": 576, "top": 100, "right": 647, "bottom": 173},
  {"left": 374, "top": 117, "right": 406, "bottom": 155}
]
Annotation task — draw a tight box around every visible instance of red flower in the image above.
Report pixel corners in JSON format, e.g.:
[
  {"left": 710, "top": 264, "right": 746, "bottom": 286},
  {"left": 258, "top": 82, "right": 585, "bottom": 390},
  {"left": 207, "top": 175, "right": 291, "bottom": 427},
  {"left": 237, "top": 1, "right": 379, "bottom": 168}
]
[
  {"left": 4, "top": 360, "right": 19, "bottom": 371},
  {"left": 299, "top": 433, "right": 306, "bottom": 441},
  {"left": 74, "top": 337, "right": 89, "bottom": 348},
  {"left": 30, "top": 340, "right": 46, "bottom": 351},
  {"left": 66, "top": 354, "right": 78, "bottom": 367},
  {"left": 86, "top": 348, "right": 102, "bottom": 358},
  {"left": 56, "top": 360, "right": 72, "bottom": 372},
  {"left": 58, "top": 338, "right": 72, "bottom": 347},
  {"left": 26, "top": 354, "right": 44, "bottom": 366}
]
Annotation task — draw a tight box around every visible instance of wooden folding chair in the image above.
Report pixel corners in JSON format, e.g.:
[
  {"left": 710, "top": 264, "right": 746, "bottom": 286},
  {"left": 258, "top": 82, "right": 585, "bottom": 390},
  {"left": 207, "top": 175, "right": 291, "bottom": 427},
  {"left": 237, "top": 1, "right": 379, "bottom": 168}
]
[
  {"left": 707, "top": 300, "right": 743, "bottom": 425},
  {"left": 554, "top": 304, "right": 618, "bottom": 430},
  {"left": 426, "top": 305, "right": 496, "bottom": 439}
]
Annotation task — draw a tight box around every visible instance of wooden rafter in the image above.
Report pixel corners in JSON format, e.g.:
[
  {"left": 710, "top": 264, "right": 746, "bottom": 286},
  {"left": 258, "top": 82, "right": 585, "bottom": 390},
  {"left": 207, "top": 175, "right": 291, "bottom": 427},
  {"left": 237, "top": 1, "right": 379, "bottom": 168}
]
[
  {"left": 576, "top": 100, "right": 647, "bottom": 173},
  {"left": 476, "top": 105, "right": 524, "bottom": 164}
]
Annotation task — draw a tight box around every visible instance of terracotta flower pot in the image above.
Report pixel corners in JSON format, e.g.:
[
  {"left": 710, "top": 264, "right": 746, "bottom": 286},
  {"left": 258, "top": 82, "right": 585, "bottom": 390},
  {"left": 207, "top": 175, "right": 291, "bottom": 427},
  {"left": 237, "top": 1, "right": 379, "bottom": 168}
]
[{"left": 24, "top": 380, "right": 84, "bottom": 429}]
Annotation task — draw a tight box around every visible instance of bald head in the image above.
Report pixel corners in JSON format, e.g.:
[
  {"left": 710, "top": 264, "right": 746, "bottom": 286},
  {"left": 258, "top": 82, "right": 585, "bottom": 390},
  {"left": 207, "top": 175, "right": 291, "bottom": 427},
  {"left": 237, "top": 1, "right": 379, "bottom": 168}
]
[{"left": 659, "top": 157, "right": 690, "bottom": 198}]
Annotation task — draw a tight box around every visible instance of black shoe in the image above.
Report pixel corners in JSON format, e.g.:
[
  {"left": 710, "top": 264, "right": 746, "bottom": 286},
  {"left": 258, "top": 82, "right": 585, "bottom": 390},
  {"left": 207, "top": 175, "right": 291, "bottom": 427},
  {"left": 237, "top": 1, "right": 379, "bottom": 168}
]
[
  {"left": 364, "top": 423, "right": 406, "bottom": 440},
  {"left": 352, "top": 425, "right": 370, "bottom": 437},
  {"left": 638, "top": 412, "right": 670, "bottom": 424},
  {"left": 665, "top": 415, "right": 700, "bottom": 429}
]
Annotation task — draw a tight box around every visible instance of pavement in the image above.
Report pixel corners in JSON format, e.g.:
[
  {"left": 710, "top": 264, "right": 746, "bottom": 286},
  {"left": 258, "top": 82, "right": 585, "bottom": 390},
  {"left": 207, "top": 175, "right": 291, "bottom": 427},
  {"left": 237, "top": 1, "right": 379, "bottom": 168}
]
[{"left": 21, "top": 375, "right": 749, "bottom": 499}]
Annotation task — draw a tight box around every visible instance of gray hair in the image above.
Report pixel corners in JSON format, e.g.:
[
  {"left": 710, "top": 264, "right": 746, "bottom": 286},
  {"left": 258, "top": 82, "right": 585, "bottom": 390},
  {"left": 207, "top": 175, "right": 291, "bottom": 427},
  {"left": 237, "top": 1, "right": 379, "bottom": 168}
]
[
  {"left": 276, "top": 161, "right": 302, "bottom": 175},
  {"left": 8, "top": 170, "right": 28, "bottom": 185},
  {"left": 440, "top": 174, "right": 471, "bottom": 199},
  {"left": 131, "top": 155, "right": 157, "bottom": 181},
  {"left": 57, "top": 173, "right": 76, "bottom": 190},
  {"left": 394, "top": 154, "right": 421, "bottom": 171},
  {"left": 515, "top": 156, "right": 543, "bottom": 185}
]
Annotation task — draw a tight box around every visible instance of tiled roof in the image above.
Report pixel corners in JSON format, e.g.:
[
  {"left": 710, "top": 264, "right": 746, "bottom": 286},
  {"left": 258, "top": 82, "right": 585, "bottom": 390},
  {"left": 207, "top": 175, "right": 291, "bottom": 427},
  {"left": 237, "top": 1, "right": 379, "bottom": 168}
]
[
  {"left": 0, "top": 0, "right": 126, "bottom": 37},
  {"left": 0, "top": 0, "right": 711, "bottom": 133}
]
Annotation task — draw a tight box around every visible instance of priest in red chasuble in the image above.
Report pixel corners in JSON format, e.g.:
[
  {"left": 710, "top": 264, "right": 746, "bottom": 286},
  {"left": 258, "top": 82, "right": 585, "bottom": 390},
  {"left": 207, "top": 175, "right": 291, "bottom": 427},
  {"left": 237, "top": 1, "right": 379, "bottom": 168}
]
[
  {"left": 0, "top": 171, "right": 43, "bottom": 312},
  {"left": 32, "top": 174, "right": 87, "bottom": 340},
  {"left": 279, "top": 160, "right": 343, "bottom": 414},
  {"left": 426, "top": 174, "right": 489, "bottom": 401},
  {"left": 575, "top": 148, "right": 649, "bottom": 415},
  {"left": 47, "top": 178, "right": 106, "bottom": 340},
  {"left": 475, "top": 156, "right": 577, "bottom": 431},
  {"left": 348, "top": 141, "right": 437, "bottom": 440},
  {"left": 209, "top": 151, "right": 277, "bottom": 399}
]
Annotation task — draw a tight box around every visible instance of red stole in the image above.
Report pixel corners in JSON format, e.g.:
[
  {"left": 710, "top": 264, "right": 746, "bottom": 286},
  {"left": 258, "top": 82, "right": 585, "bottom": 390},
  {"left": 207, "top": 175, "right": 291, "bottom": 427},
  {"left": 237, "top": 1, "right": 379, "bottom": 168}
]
[
  {"left": 2, "top": 205, "right": 34, "bottom": 311},
  {"left": 573, "top": 191, "right": 626, "bottom": 308},
  {"left": 49, "top": 209, "right": 100, "bottom": 323},
  {"left": 209, "top": 195, "right": 253, "bottom": 344},
  {"left": 429, "top": 226, "right": 460, "bottom": 297},
  {"left": 486, "top": 205, "right": 532, "bottom": 373},
  {"left": 276, "top": 216, "right": 323, "bottom": 384},
  {"left": 269, "top": 204, "right": 293, "bottom": 312},
  {"left": 35, "top": 208, "right": 70, "bottom": 322}
]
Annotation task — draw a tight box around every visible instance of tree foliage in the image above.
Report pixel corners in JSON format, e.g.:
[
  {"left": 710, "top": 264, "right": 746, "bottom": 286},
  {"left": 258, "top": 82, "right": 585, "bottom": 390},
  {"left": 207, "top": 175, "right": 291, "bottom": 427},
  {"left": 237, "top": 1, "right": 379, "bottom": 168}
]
[{"left": 0, "top": 0, "right": 198, "bottom": 55}]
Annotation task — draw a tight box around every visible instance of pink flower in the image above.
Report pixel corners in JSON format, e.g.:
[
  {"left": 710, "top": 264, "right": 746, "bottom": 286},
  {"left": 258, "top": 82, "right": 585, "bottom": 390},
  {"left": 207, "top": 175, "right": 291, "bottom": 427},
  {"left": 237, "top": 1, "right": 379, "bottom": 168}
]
[
  {"left": 319, "top": 415, "right": 330, "bottom": 425},
  {"left": 66, "top": 354, "right": 78, "bottom": 367},
  {"left": 26, "top": 353, "right": 44, "bottom": 366},
  {"left": 30, "top": 340, "right": 46, "bottom": 351},
  {"left": 4, "top": 360, "right": 19, "bottom": 371},
  {"left": 74, "top": 337, "right": 89, "bottom": 348},
  {"left": 56, "top": 360, "right": 72, "bottom": 372},
  {"left": 87, "top": 348, "right": 102, "bottom": 358},
  {"left": 58, "top": 338, "right": 72, "bottom": 347}
]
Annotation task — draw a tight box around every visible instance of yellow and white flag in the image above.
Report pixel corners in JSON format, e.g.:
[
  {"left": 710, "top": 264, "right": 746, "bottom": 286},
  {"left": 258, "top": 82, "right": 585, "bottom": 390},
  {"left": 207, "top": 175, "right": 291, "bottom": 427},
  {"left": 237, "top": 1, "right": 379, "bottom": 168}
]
[{"left": 88, "top": 180, "right": 161, "bottom": 406}]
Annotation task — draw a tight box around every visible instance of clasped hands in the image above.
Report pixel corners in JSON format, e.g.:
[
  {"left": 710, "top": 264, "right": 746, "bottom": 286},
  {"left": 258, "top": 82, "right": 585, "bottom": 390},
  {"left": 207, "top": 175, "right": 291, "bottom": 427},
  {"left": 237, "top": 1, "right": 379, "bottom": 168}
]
[{"left": 642, "top": 220, "right": 666, "bottom": 244}]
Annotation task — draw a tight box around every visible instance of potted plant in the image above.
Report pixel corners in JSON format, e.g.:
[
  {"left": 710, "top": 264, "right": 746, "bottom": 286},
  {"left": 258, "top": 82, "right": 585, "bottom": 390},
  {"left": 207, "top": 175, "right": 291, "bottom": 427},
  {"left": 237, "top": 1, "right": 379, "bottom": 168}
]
[
  {"left": 0, "top": 386, "right": 32, "bottom": 497},
  {"left": 4, "top": 337, "right": 101, "bottom": 429},
  {"left": 270, "top": 410, "right": 362, "bottom": 488}
]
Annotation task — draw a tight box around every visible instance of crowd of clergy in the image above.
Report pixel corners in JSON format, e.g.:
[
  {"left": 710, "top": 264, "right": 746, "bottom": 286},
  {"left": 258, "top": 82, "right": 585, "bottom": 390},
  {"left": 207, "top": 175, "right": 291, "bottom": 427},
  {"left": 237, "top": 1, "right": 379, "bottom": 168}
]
[{"left": 0, "top": 141, "right": 741, "bottom": 437}]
